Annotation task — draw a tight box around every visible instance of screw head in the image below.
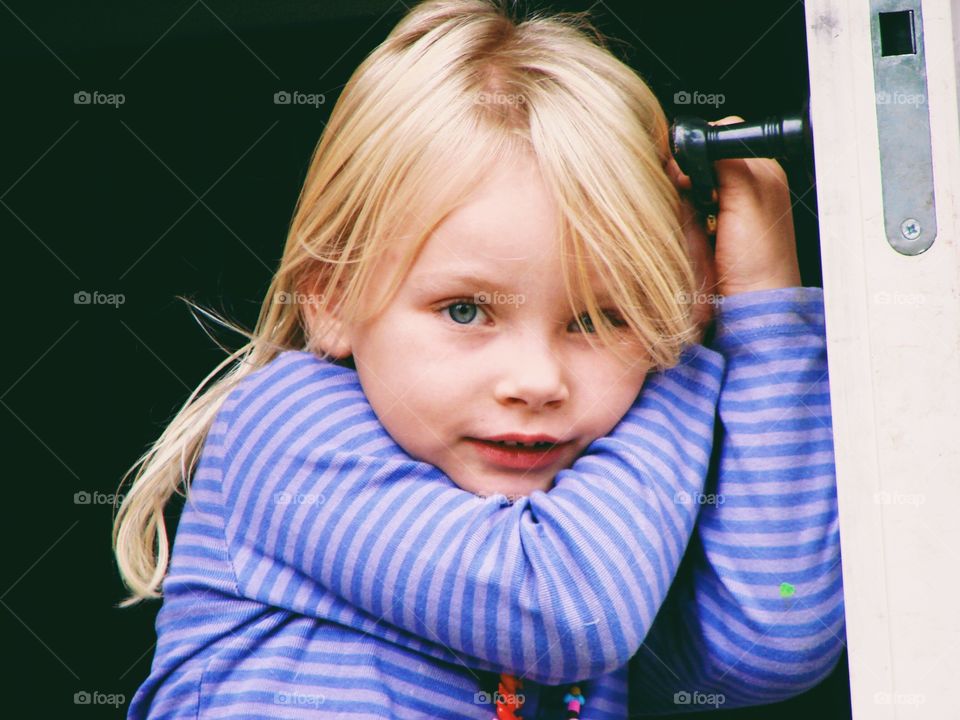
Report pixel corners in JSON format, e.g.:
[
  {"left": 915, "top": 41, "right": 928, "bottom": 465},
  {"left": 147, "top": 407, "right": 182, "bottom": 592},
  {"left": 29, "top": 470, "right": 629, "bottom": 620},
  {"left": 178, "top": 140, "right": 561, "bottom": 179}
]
[{"left": 900, "top": 218, "right": 921, "bottom": 241}]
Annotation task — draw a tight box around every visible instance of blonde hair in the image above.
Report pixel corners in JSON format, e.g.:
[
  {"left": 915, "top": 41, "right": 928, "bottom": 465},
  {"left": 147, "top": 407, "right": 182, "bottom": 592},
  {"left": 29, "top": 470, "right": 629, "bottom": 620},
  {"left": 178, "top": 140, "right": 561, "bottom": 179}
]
[{"left": 113, "top": 0, "right": 700, "bottom": 605}]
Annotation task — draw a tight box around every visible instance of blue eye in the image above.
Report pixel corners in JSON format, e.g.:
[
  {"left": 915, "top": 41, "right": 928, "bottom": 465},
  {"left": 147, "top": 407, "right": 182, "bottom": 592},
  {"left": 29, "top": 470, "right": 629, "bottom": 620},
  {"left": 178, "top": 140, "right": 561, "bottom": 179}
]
[
  {"left": 571, "top": 313, "right": 595, "bottom": 333},
  {"left": 445, "top": 302, "right": 480, "bottom": 325},
  {"left": 439, "top": 300, "right": 627, "bottom": 333},
  {"left": 570, "top": 311, "right": 627, "bottom": 334}
]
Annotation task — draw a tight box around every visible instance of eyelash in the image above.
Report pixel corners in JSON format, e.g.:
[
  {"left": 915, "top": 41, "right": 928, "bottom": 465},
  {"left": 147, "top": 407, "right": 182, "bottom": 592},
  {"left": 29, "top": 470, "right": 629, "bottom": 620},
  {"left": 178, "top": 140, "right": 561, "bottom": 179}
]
[{"left": 437, "top": 298, "right": 628, "bottom": 334}]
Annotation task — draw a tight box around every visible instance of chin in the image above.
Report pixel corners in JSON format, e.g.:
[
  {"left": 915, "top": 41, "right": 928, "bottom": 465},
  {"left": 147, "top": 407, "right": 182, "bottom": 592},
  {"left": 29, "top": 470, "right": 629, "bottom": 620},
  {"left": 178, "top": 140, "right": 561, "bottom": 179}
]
[{"left": 477, "top": 475, "right": 555, "bottom": 500}]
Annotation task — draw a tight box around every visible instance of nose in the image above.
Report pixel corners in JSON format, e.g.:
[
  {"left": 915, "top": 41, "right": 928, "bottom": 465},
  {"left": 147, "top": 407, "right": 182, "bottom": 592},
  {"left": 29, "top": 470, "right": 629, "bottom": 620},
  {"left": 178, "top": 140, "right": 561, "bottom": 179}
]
[{"left": 493, "top": 336, "right": 570, "bottom": 410}]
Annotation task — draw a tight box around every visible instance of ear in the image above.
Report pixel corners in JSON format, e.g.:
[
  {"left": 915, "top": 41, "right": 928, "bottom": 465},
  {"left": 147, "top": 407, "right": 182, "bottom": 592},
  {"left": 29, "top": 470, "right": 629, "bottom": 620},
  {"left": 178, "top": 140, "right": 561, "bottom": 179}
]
[{"left": 300, "top": 283, "right": 353, "bottom": 359}]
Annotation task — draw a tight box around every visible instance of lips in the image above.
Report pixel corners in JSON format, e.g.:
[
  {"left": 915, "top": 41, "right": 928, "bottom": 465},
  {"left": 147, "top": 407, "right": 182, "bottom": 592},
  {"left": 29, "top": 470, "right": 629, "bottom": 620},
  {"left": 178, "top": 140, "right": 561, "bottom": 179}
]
[
  {"left": 466, "top": 435, "right": 572, "bottom": 471},
  {"left": 481, "top": 433, "right": 563, "bottom": 447}
]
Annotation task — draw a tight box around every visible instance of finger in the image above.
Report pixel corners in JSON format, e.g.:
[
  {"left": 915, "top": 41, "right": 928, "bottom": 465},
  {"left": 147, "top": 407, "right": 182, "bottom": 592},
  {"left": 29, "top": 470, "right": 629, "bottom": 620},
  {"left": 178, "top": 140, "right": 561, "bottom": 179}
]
[
  {"left": 708, "top": 115, "right": 745, "bottom": 127},
  {"left": 665, "top": 156, "right": 692, "bottom": 190}
]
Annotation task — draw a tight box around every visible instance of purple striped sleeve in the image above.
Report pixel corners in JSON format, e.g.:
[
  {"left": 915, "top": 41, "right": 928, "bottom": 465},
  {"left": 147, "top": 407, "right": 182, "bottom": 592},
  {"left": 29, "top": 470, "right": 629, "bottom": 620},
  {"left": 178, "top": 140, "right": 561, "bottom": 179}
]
[
  {"left": 629, "top": 286, "right": 846, "bottom": 714},
  {"left": 219, "top": 343, "right": 726, "bottom": 685}
]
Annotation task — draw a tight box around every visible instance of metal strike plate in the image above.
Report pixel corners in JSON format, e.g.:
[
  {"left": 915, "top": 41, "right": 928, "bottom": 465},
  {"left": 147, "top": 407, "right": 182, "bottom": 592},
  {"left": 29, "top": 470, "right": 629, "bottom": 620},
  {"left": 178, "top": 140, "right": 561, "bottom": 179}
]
[{"left": 870, "top": 1, "right": 937, "bottom": 255}]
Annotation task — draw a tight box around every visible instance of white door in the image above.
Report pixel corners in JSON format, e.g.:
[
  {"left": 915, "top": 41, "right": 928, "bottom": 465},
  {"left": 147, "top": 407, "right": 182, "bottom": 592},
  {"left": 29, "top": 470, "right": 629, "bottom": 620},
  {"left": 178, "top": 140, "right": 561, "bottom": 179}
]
[{"left": 804, "top": 0, "right": 960, "bottom": 717}]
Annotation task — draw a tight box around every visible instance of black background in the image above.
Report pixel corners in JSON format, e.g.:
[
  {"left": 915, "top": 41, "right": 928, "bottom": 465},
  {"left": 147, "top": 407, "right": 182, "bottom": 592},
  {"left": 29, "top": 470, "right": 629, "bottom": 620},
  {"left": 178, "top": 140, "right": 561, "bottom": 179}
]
[{"left": 1, "top": 0, "right": 847, "bottom": 716}]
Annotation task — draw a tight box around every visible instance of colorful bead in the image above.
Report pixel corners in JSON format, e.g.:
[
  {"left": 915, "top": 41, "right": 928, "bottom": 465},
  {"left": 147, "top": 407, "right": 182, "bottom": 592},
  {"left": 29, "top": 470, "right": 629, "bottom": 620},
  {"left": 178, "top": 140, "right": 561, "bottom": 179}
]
[
  {"left": 495, "top": 674, "right": 524, "bottom": 719},
  {"left": 490, "top": 674, "right": 586, "bottom": 719},
  {"left": 564, "top": 684, "right": 585, "bottom": 718}
]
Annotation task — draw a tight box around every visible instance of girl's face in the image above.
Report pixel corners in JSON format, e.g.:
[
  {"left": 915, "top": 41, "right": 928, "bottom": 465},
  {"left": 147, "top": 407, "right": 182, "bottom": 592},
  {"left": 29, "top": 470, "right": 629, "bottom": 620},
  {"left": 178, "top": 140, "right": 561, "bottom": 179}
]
[{"left": 326, "top": 154, "right": 653, "bottom": 498}]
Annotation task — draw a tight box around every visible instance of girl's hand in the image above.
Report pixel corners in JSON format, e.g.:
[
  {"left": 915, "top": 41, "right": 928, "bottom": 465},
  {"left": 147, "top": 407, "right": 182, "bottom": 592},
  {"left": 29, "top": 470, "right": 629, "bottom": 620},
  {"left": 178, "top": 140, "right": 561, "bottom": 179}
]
[{"left": 668, "top": 115, "right": 802, "bottom": 299}]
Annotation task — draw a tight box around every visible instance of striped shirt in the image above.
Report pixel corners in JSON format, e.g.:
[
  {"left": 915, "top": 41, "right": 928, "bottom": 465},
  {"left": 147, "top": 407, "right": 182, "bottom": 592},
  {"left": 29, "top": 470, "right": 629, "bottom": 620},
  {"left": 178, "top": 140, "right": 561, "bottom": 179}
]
[{"left": 128, "top": 286, "right": 844, "bottom": 719}]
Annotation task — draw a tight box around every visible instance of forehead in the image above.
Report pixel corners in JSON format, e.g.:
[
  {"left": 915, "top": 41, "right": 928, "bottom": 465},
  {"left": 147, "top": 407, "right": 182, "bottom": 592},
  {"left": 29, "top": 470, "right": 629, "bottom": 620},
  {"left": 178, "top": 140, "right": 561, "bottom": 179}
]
[
  {"left": 430, "top": 164, "right": 557, "bottom": 251},
  {"left": 406, "top": 233, "right": 612, "bottom": 303},
  {"left": 406, "top": 248, "right": 613, "bottom": 304},
  {"left": 389, "top": 154, "right": 613, "bottom": 299}
]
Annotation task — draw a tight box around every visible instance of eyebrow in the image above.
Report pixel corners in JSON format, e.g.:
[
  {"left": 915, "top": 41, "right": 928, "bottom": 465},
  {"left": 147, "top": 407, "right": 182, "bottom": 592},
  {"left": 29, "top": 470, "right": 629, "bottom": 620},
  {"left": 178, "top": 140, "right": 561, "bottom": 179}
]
[
  {"left": 413, "top": 271, "right": 512, "bottom": 293},
  {"left": 412, "top": 270, "right": 614, "bottom": 302}
]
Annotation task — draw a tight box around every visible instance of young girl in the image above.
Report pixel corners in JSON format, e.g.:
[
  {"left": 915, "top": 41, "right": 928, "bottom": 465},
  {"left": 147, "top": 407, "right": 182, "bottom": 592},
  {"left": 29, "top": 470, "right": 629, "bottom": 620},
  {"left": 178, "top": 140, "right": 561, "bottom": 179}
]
[{"left": 114, "top": 1, "right": 845, "bottom": 717}]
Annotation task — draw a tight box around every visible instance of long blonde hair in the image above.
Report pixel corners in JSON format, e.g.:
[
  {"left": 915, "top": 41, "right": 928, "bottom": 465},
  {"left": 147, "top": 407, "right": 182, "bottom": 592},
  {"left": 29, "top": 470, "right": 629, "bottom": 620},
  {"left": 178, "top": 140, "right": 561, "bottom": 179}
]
[{"left": 113, "top": 0, "right": 700, "bottom": 606}]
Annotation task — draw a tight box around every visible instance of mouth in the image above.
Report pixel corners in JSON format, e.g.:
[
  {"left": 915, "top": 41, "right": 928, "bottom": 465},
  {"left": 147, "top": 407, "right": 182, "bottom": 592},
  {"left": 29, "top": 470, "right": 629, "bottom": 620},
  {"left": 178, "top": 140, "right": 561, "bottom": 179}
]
[
  {"left": 466, "top": 435, "right": 573, "bottom": 471},
  {"left": 481, "top": 433, "right": 564, "bottom": 447}
]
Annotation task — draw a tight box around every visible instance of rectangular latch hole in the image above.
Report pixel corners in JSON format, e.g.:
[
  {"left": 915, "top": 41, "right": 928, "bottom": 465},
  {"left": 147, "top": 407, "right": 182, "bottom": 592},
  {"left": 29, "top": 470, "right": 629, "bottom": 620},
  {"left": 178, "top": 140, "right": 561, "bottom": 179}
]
[{"left": 879, "top": 10, "right": 916, "bottom": 56}]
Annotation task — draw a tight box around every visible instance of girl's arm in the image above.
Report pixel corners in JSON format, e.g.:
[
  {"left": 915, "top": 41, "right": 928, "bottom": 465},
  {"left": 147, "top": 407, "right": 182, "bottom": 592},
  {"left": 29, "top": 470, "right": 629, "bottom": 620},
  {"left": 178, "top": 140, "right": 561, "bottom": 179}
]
[
  {"left": 629, "top": 287, "right": 846, "bottom": 713},
  {"left": 216, "top": 343, "right": 726, "bottom": 685}
]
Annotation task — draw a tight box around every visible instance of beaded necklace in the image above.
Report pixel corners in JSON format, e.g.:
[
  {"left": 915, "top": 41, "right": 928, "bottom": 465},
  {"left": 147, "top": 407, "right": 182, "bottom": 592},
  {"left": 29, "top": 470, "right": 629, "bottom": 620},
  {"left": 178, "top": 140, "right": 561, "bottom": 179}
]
[{"left": 491, "top": 673, "right": 585, "bottom": 719}]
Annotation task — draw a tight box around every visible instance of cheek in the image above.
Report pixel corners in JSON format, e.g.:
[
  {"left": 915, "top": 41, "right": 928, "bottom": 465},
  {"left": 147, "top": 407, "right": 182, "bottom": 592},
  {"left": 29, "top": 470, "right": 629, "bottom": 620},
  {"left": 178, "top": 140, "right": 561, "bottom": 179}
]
[
  {"left": 376, "top": 381, "right": 458, "bottom": 468},
  {"left": 351, "top": 310, "right": 481, "bottom": 463},
  {"left": 573, "top": 355, "right": 649, "bottom": 429},
  {"left": 359, "top": 343, "right": 462, "bottom": 440},
  {"left": 357, "top": 365, "right": 444, "bottom": 463},
  {"left": 588, "top": 384, "right": 638, "bottom": 430}
]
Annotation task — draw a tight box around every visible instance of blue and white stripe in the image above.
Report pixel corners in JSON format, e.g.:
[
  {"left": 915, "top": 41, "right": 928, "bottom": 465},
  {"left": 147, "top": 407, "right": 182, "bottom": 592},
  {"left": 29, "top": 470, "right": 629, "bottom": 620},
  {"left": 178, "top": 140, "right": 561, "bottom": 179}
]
[{"left": 128, "top": 286, "right": 844, "bottom": 719}]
